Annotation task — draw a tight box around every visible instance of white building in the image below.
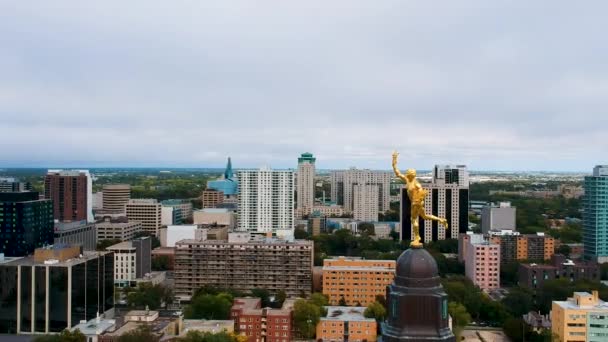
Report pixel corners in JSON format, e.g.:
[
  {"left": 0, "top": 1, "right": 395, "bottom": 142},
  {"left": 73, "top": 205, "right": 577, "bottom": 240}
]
[
  {"left": 162, "top": 225, "right": 199, "bottom": 247},
  {"left": 330, "top": 169, "right": 391, "bottom": 214},
  {"left": 296, "top": 152, "right": 316, "bottom": 218},
  {"left": 126, "top": 199, "right": 162, "bottom": 236},
  {"left": 106, "top": 237, "right": 151, "bottom": 286},
  {"left": 161, "top": 206, "right": 176, "bottom": 226},
  {"left": 237, "top": 167, "right": 295, "bottom": 234},
  {"left": 353, "top": 184, "right": 379, "bottom": 222}
]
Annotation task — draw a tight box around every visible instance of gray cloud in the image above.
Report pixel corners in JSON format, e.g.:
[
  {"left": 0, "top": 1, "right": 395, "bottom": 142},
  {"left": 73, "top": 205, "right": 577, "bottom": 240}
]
[{"left": 0, "top": 1, "right": 607, "bottom": 171}]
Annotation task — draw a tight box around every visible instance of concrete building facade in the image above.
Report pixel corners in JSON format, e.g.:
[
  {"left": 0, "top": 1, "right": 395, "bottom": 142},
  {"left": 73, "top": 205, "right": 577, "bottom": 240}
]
[
  {"left": 53, "top": 220, "right": 97, "bottom": 251},
  {"left": 317, "top": 306, "right": 377, "bottom": 342},
  {"left": 488, "top": 231, "right": 555, "bottom": 263},
  {"left": 583, "top": 165, "right": 608, "bottom": 263},
  {"left": 101, "top": 184, "right": 130, "bottom": 213},
  {"left": 551, "top": 291, "right": 608, "bottom": 342},
  {"left": 107, "top": 237, "right": 151, "bottom": 286},
  {"left": 481, "top": 202, "right": 516, "bottom": 233},
  {"left": 322, "top": 257, "right": 395, "bottom": 306},
  {"left": 352, "top": 184, "right": 379, "bottom": 222},
  {"left": 201, "top": 189, "right": 224, "bottom": 208},
  {"left": 330, "top": 169, "right": 390, "bottom": 214},
  {"left": 44, "top": 170, "right": 93, "bottom": 222},
  {"left": 296, "top": 152, "right": 316, "bottom": 218},
  {"left": 464, "top": 234, "right": 500, "bottom": 291},
  {"left": 95, "top": 218, "right": 142, "bottom": 241},
  {"left": 125, "top": 199, "right": 162, "bottom": 236}
]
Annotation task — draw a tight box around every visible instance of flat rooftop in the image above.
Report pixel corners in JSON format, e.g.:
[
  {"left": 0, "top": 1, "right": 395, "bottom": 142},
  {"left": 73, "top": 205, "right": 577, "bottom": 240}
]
[
  {"left": 176, "top": 238, "right": 313, "bottom": 246},
  {"left": 322, "top": 306, "right": 374, "bottom": 322},
  {"left": 0, "top": 251, "right": 109, "bottom": 267},
  {"left": 71, "top": 318, "right": 116, "bottom": 335},
  {"left": 182, "top": 320, "right": 234, "bottom": 334}
]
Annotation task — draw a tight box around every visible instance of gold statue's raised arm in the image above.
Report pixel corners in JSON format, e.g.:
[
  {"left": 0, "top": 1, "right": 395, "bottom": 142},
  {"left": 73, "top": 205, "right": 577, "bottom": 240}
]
[{"left": 392, "top": 150, "right": 449, "bottom": 248}]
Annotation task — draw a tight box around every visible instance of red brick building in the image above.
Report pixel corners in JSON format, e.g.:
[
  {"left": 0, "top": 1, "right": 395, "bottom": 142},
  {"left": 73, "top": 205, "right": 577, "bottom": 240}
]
[
  {"left": 231, "top": 297, "right": 294, "bottom": 342},
  {"left": 44, "top": 170, "right": 90, "bottom": 222}
]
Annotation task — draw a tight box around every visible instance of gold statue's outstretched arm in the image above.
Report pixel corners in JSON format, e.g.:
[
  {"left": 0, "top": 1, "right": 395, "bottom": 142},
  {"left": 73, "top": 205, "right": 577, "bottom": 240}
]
[{"left": 392, "top": 151, "right": 408, "bottom": 184}]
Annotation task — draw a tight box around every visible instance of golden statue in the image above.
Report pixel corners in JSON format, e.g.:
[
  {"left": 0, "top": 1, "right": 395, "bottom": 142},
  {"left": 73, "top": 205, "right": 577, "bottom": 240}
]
[{"left": 392, "top": 151, "right": 448, "bottom": 248}]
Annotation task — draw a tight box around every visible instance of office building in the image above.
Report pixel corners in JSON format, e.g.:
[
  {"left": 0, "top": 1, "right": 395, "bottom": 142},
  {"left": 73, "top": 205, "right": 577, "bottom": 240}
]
[
  {"left": 0, "top": 192, "right": 54, "bottom": 257},
  {"left": 162, "top": 199, "right": 193, "bottom": 221},
  {"left": 322, "top": 256, "right": 395, "bottom": 306},
  {"left": 400, "top": 165, "right": 469, "bottom": 243},
  {"left": 53, "top": 220, "right": 97, "bottom": 251},
  {"left": 518, "top": 255, "right": 599, "bottom": 289},
  {"left": 296, "top": 152, "right": 316, "bottom": 218},
  {"left": 352, "top": 184, "right": 379, "bottom": 222},
  {"left": 488, "top": 231, "right": 555, "bottom": 263},
  {"left": 207, "top": 157, "right": 238, "bottom": 200},
  {"left": 237, "top": 167, "right": 295, "bottom": 234},
  {"left": 231, "top": 297, "right": 295, "bottom": 342},
  {"left": 95, "top": 217, "right": 142, "bottom": 242},
  {"left": 92, "top": 192, "right": 103, "bottom": 210},
  {"left": 317, "top": 306, "right": 377, "bottom": 342},
  {"left": 481, "top": 202, "right": 516, "bottom": 233},
  {"left": 464, "top": 234, "right": 500, "bottom": 291},
  {"left": 44, "top": 170, "right": 93, "bottom": 222},
  {"left": 107, "top": 237, "right": 151, "bottom": 286},
  {"left": 551, "top": 291, "right": 608, "bottom": 342},
  {"left": 0, "top": 245, "right": 114, "bottom": 334},
  {"left": 102, "top": 184, "right": 130, "bottom": 212},
  {"left": 161, "top": 225, "right": 198, "bottom": 247},
  {"left": 161, "top": 205, "right": 182, "bottom": 226},
  {"left": 193, "top": 208, "right": 236, "bottom": 228},
  {"left": 201, "top": 189, "right": 224, "bottom": 208},
  {"left": 0, "top": 178, "right": 32, "bottom": 193},
  {"left": 330, "top": 169, "right": 391, "bottom": 214},
  {"left": 308, "top": 216, "right": 328, "bottom": 236},
  {"left": 583, "top": 165, "right": 608, "bottom": 262},
  {"left": 125, "top": 199, "right": 162, "bottom": 235},
  {"left": 174, "top": 233, "right": 313, "bottom": 299}
]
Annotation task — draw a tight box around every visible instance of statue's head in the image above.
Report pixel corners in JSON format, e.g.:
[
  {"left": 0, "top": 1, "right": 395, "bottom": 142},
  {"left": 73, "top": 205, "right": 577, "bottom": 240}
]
[{"left": 406, "top": 169, "right": 416, "bottom": 181}]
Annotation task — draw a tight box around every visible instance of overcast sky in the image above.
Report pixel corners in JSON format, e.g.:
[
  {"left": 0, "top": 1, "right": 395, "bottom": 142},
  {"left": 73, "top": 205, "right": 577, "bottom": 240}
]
[{"left": 1, "top": 1, "right": 606, "bottom": 171}]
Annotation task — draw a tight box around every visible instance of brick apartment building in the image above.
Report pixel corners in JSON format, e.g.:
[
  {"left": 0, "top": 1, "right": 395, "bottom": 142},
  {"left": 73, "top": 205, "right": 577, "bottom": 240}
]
[
  {"left": 518, "top": 254, "right": 599, "bottom": 289},
  {"left": 231, "top": 297, "right": 295, "bottom": 342}
]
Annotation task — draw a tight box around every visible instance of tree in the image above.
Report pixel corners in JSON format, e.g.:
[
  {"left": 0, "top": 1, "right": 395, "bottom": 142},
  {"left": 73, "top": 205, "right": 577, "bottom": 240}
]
[
  {"left": 293, "top": 299, "right": 322, "bottom": 339},
  {"left": 338, "top": 296, "right": 347, "bottom": 306},
  {"left": 364, "top": 301, "right": 387, "bottom": 322},
  {"left": 179, "top": 330, "right": 248, "bottom": 342},
  {"left": 448, "top": 302, "right": 471, "bottom": 338},
  {"left": 274, "top": 290, "right": 287, "bottom": 308},
  {"left": 557, "top": 244, "right": 572, "bottom": 257},
  {"left": 309, "top": 293, "right": 329, "bottom": 308},
  {"left": 502, "top": 287, "right": 535, "bottom": 317},
  {"left": 126, "top": 283, "right": 173, "bottom": 310},
  {"left": 151, "top": 255, "right": 170, "bottom": 271},
  {"left": 117, "top": 325, "right": 159, "bottom": 342},
  {"left": 184, "top": 293, "right": 233, "bottom": 320},
  {"left": 96, "top": 239, "right": 121, "bottom": 251},
  {"left": 389, "top": 229, "right": 400, "bottom": 241},
  {"left": 503, "top": 317, "right": 530, "bottom": 342},
  {"left": 34, "top": 329, "right": 86, "bottom": 342},
  {"left": 358, "top": 222, "right": 375, "bottom": 236},
  {"left": 250, "top": 288, "right": 271, "bottom": 307},
  {"left": 294, "top": 227, "right": 310, "bottom": 239}
]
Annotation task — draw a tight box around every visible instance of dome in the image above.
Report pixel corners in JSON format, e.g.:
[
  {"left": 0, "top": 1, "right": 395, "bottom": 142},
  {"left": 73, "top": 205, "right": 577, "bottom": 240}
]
[{"left": 394, "top": 248, "right": 440, "bottom": 287}]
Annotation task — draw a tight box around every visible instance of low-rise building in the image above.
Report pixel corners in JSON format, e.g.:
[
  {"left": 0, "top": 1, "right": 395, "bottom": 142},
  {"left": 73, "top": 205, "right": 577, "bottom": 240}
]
[
  {"left": 551, "top": 291, "right": 608, "bottom": 342},
  {"left": 53, "top": 220, "right": 97, "bottom": 251},
  {"left": 180, "top": 319, "right": 234, "bottom": 336},
  {"left": 107, "top": 237, "right": 151, "bottom": 287},
  {"left": 316, "top": 306, "right": 377, "bottom": 342},
  {"left": 231, "top": 297, "right": 294, "bottom": 342},
  {"left": 518, "top": 254, "right": 599, "bottom": 289},
  {"left": 522, "top": 311, "right": 551, "bottom": 333},
  {"left": 201, "top": 189, "right": 224, "bottom": 209},
  {"left": 162, "top": 199, "right": 193, "bottom": 221},
  {"left": 464, "top": 234, "right": 500, "bottom": 291},
  {"left": 373, "top": 223, "right": 392, "bottom": 239},
  {"left": 322, "top": 256, "right": 395, "bottom": 306},
  {"left": 312, "top": 205, "right": 344, "bottom": 217},
  {"left": 95, "top": 217, "right": 143, "bottom": 241},
  {"left": 99, "top": 309, "right": 181, "bottom": 342},
  {"left": 193, "top": 208, "right": 236, "bottom": 228}
]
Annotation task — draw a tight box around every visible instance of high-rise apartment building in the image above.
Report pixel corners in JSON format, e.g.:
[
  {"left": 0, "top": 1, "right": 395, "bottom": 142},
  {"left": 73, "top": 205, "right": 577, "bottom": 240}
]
[
  {"left": 330, "top": 169, "right": 391, "bottom": 214},
  {"left": 481, "top": 202, "right": 516, "bottom": 233},
  {"left": 551, "top": 291, "right": 608, "bottom": 342},
  {"left": 237, "top": 167, "right": 295, "bottom": 234},
  {"left": 44, "top": 170, "right": 93, "bottom": 222},
  {"left": 322, "top": 257, "right": 395, "bottom": 306},
  {"left": 0, "top": 245, "right": 114, "bottom": 334},
  {"left": 125, "top": 199, "right": 162, "bottom": 235},
  {"left": 107, "top": 237, "right": 151, "bottom": 286},
  {"left": 401, "top": 164, "right": 469, "bottom": 242},
  {"left": 353, "top": 184, "right": 379, "bottom": 222},
  {"left": 174, "top": 234, "right": 312, "bottom": 299},
  {"left": 487, "top": 231, "right": 555, "bottom": 263},
  {"left": 464, "top": 234, "right": 500, "bottom": 291},
  {"left": 0, "top": 192, "right": 54, "bottom": 257},
  {"left": 102, "top": 184, "right": 130, "bottom": 212},
  {"left": 583, "top": 165, "right": 608, "bottom": 262},
  {"left": 296, "top": 152, "right": 316, "bottom": 218}
]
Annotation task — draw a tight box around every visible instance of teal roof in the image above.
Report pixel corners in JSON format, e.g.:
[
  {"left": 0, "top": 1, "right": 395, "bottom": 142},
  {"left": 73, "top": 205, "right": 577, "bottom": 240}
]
[
  {"left": 224, "top": 157, "right": 233, "bottom": 179},
  {"left": 298, "top": 152, "right": 316, "bottom": 164}
]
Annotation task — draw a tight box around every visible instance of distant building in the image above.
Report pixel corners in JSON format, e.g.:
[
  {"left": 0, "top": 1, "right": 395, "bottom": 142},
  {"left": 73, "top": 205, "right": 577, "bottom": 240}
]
[
  {"left": 201, "top": 189, "right": 224, "bottom": 208},
  {"left": 70, "top": 317, "right": 116, "bottom": 342},
  {"left": 0, "top": 178, "right": 32, "bottom": 192},
  {"left": 401, "top": 165, "right": 469, "bottom": 242},
  {"left": 98, "top": 309, "right": 181, "bottom": 342},
  {"left": 207, "top": 157, "right": 238, "bottom": 200},
  {"left": 107, "top": 237, "right": 151, "bottom": 287},
  {"left": 373, "top": 223, "right": 392, "bottom": 239},
  {"left": 0, "top": 192, "right": 54, "bottom": 257},
  {"left": 125, "top": 199, "right": 162, "bottom": 235},
  {"left": 44, "top": 169, "right": 93, "bottom": 222},
  {"left": 312, "top": 204, "right": 344, "bottom": 217},
  {"left": 330, "top": 169, "right": 391, "bottom": 214},
  {"left": 551, "top": 291, "right": 608, "bottom": 342},
  {"left": 583, "top": 165, "right": 608, "bottom": 263},
  {"left": 53, "top": 220, "right": 97, "bottom": 251},
  {"left": 522, "top": 311, "right": 551, "bottom": 332},
  {"left": 161, "top": 225, "right": 199, "bottom": 247},
  {"left": 161, "top": 205, "right": 182, "bottom": 226},
  {"left": 322, "top": 256, "right": 395, "bottom": 306},
  {"left": 296, "top": 152, "right": 316, "bottom": 218},
  {"left": 237, "top": 167, "right": 295, "bottom": 234},
  {"left": 174, "top": 234, "right": 313, "bottom": 299},
  {"left": 488, "top": 230, "right": 555, "bottom": 263},
  {"left": 308, "top": 216, "right": 328, "bottom": 236},
  {"left": 95, "top": 217, "right": 143, "bottom": 241},
  {"left": 231, "top": 297, "right": 294, "bottom": 342},
  {"left": 518, "top": 254, "right": 599, "bottom": 289},
  {"left": 0, "top": 245, "right": 114, "bottom": 334},
  {"left": 162, "top": 199, "right": 193, "bottom": 221},
  {"left": 193, "top": 208, "right": 236, "bottom": 228},
  {"left": 481, "top": 202, "right": 516, "bottom": 233},
  {"left": 316, "top": 306, "right": 377, "bottom": 342},
  {"left": 102, "top": 184, "right": 130, "bottom": 213},
  {"left": 353, "top": 184, "right": 379, "bottom": 222},
  {"left": 464, "top": 234, "right": 500, "bottom": 291}
]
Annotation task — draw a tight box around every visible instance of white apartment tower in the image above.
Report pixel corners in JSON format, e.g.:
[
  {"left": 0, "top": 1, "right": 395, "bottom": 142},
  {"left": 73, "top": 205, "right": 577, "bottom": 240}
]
[
  {"left": 330, "top": 169, "right": 391, "bottom": 214},
  {"left": 237, "top": 167, "right": 295, "bottom": 234},
  {"left": 296, "top": 153, "right": 316, "bottom": 218},
  {"left": 353, "top": 184, "right": 379, "bottom": 222}
]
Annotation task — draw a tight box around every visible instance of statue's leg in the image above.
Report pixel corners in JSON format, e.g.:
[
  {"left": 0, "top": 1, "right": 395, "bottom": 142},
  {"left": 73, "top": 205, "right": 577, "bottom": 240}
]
[
  {"left": 411, "top": 207, "right": 422, "bottom": 247},
  {"left": 421, "top": 210, "right": 449, "bottom": 229}
]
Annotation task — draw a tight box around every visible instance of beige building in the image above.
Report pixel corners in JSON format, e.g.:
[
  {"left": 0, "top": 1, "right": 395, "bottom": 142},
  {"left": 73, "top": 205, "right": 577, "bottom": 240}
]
[
  {"left": 174, "top": 233, "right": 313, "bottom": 300},
  {"left": 201, "top": 189, "right": 224, "bottom": 208},
  {"left": 353, "top": 184, "right": 379, "bottom": 222},
  {"left": 316, "top": 306, "right": 377, "bottom": 342},
  {"left": 296, "top": 152, "right": 316, "bottom": 218},
  {"left": 552, "top": 291, "right": 608, "bottom": 342},
  {"left": 102, "top": 184, "right": 130, "bottom": 212},
  {"left": 96, "top": 217, "right": 142, "bottom": 241},
  {"left": 312, "top": 205, "right": 344, "bottom": 217},
  {"left": 322, "top": 256, "right": 395, "bottom": 306},
  {"left": 330, "top": 169, "right": 391, "bottom": 215},
  {"left": 193, "top": 208, "right": 236, "bottom": 228},
  {"left": 126, "top": 199, "right": 162, "bottom": 235}
]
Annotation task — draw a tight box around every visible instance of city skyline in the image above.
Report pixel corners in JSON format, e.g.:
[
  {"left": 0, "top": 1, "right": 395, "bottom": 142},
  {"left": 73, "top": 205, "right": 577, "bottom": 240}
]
[{"left": 1, "top": 1, "right": 607, "bottom": 171}]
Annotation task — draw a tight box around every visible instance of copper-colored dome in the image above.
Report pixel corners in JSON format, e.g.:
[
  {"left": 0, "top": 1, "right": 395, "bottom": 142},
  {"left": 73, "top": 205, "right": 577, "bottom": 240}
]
[{"left": 394, "top": 248, "right": 440, "bottom": 287}]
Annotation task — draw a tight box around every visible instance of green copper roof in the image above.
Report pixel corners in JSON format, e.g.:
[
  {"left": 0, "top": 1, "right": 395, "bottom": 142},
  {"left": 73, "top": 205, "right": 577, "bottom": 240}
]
[{"left": 298, "top": 152, "right": 316, "bottom": 163}]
